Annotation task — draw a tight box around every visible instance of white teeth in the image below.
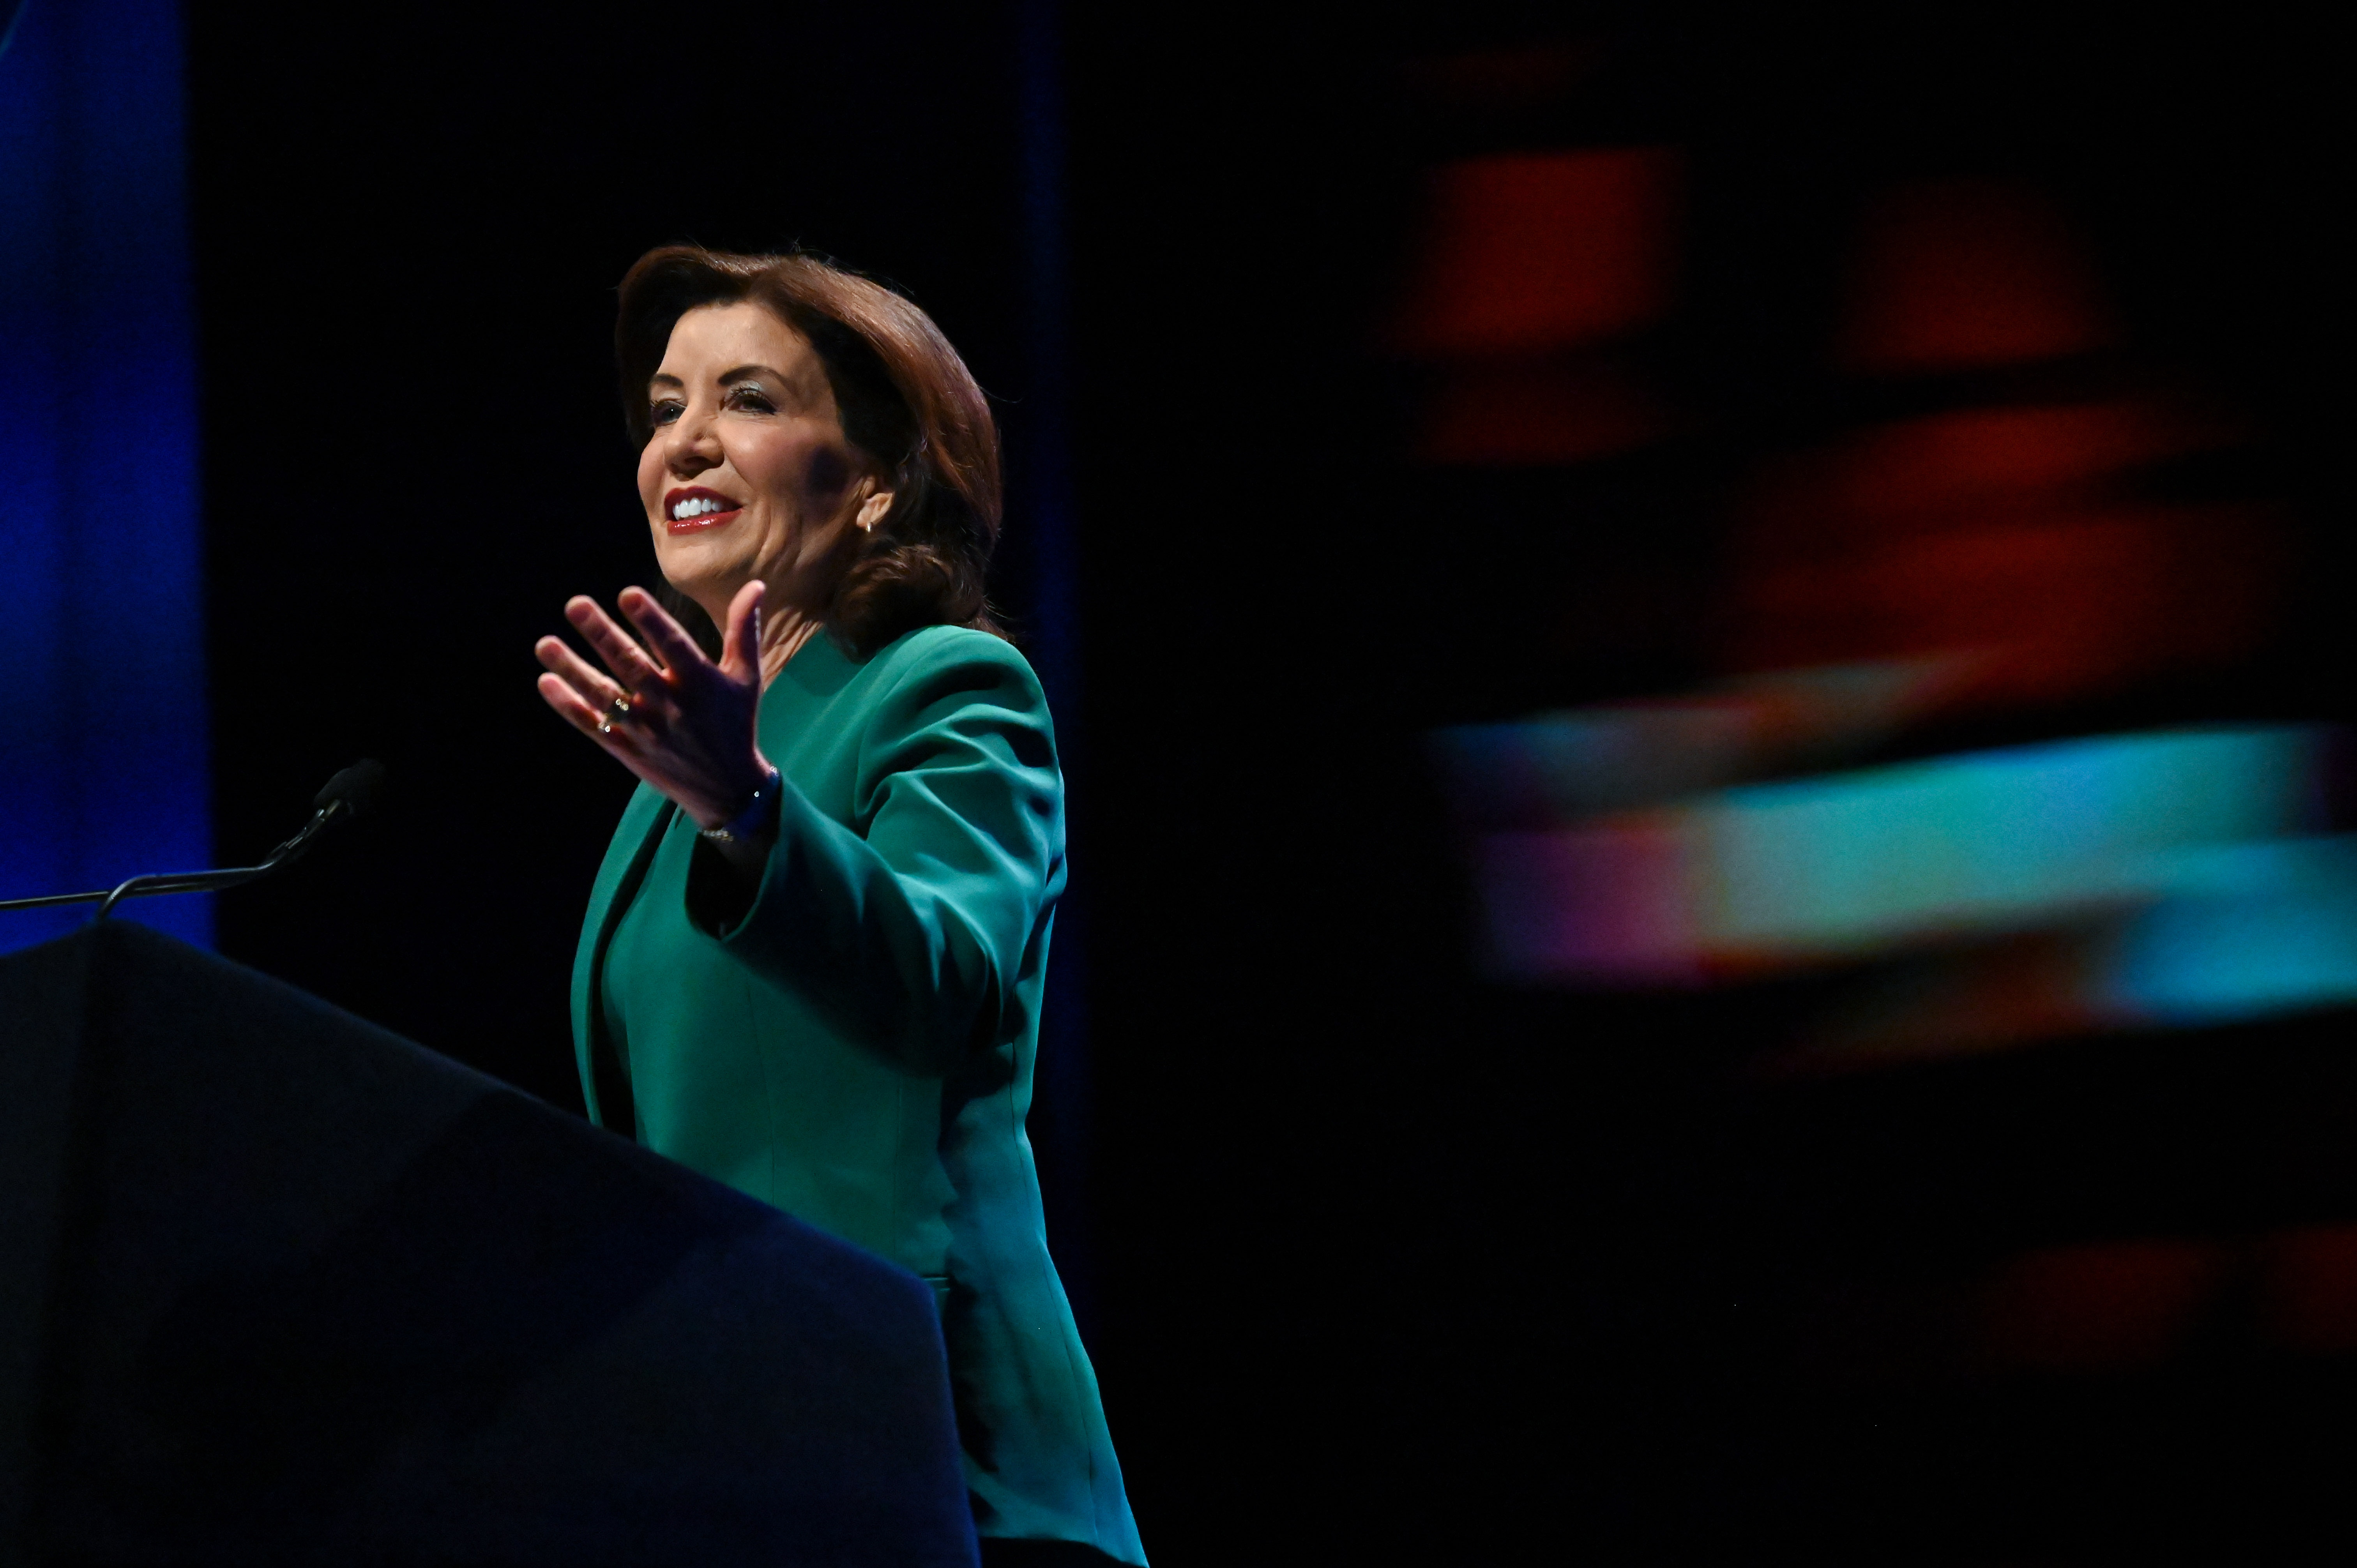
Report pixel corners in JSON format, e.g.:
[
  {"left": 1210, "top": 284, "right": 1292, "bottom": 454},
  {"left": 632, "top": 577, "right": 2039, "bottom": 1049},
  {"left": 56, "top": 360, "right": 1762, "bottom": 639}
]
[{"left": 673, "top": 496, "right": 729, "bottom": 520}]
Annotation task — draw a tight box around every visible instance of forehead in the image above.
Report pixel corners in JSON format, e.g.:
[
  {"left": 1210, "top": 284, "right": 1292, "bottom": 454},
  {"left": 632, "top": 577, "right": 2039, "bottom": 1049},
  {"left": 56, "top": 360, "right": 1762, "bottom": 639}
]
[{"left": 655, "top": 300, "right": 813, "bottom": 376}]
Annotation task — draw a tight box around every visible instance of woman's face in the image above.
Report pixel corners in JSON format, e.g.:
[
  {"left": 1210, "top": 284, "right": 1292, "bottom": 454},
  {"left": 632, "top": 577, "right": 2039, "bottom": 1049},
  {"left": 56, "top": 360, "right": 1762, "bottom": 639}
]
[{"left": 637, "top": 301, "right": 882, "bottom": 622}]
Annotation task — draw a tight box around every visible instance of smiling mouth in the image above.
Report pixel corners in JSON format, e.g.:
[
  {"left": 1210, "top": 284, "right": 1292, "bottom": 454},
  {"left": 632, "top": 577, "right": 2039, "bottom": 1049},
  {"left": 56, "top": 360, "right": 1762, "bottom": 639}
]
[{"left": 666, "top": 491, "right": 744, "bottom": 532}]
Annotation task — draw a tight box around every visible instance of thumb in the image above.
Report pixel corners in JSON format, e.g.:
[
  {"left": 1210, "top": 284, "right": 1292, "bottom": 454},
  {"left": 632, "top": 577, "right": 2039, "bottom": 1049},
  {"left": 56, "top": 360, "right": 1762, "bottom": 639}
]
[{"left": 723, "top": 579, "right": 765, "bottom": 680}]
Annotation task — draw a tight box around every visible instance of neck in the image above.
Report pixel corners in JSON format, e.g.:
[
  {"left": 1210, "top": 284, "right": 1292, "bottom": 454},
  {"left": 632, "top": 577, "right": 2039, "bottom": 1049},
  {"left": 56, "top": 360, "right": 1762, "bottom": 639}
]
[{"left": 756, "top": 603, "right": 825, "bottom": 688}]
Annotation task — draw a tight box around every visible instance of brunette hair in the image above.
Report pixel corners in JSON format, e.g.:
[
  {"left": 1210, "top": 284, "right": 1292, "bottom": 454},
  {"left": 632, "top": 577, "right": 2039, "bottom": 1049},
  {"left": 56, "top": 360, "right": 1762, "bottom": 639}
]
[{"left": 615, "top": 245, "right": 1003, "bottom": 657}]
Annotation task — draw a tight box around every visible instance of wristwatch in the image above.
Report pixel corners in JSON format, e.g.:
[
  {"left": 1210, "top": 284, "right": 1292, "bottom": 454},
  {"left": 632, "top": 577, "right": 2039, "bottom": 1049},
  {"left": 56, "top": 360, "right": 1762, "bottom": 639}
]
[{"left": 700, "top": 766, "right": 782, "bottom": 845}]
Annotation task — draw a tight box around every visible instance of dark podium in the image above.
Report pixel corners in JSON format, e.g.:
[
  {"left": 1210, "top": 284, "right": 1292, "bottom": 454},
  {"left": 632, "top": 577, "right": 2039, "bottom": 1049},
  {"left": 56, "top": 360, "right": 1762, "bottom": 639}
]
[{"left": 0, "top": 922, "right": 979, "bottom": 1566}]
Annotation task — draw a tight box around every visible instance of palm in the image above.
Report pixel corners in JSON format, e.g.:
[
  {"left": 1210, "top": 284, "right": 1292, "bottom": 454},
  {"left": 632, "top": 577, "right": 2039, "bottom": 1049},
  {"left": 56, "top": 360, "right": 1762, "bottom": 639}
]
[{"left": 535, "top": 581, "right": 771, "bottom": 830}]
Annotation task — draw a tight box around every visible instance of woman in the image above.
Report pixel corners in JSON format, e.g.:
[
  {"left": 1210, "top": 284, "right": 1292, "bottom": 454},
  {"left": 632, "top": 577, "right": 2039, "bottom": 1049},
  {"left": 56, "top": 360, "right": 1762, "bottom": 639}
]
[{"left": 534, "top": 245, "right": 1145, "bottom": 1567}]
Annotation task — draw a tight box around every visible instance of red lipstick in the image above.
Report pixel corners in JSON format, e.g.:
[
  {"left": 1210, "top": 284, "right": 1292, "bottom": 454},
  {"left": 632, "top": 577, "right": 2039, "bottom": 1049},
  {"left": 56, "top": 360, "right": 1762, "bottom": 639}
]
[{"left": 664, "top": 486, "right": 745, "bottom": 534}]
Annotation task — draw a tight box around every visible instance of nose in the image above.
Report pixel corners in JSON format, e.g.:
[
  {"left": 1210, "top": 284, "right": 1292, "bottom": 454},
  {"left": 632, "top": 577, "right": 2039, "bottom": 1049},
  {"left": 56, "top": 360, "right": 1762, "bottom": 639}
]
[{"left": 658, "top": 406, "right": 724, "bottom": 476}]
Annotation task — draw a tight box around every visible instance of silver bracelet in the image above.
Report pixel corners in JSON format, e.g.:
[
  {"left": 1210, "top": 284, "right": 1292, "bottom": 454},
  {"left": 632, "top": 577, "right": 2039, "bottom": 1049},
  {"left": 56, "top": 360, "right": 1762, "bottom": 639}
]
[{"left": 700, "top": 766, "right": 782, "bottom": 844}]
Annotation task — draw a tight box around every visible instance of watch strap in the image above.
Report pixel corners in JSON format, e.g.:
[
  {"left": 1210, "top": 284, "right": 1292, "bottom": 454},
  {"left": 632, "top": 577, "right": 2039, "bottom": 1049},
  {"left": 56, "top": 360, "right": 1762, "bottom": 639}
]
[{"left": 700, "top": 765, "right": 782, "bottom": 844}]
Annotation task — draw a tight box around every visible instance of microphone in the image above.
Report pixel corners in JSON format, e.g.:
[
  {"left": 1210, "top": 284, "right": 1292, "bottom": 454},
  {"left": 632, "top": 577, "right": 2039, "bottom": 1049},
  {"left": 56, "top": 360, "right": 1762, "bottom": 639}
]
[{"left": 0, "top": 761, "right": 387, "bottom": 919}]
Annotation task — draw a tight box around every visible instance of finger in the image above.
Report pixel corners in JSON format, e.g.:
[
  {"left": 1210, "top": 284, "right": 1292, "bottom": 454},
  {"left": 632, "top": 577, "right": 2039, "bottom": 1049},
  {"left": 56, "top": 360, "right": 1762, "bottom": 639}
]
[
  {"left": 566, "top": 595, "right": 668, "bottom": 689},
  {"left": 567, "top": 595, "right": 668, "bottom": 688},
  {"left": 721, "top": 580, "right": 764, "bottom": 681},
  {"left": 535, "top": 634, "right": 634, "bottom": 712},
  {"left": 618, "top": 586, "right": 717, "bottom": 679},
  {"left": 538, "top": 671, "right": 640, "bottom": 750}
]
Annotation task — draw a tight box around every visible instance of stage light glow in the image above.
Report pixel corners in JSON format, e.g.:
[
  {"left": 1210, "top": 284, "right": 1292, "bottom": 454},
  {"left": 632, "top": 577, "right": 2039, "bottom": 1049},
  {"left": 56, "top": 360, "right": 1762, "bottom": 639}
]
[
  {"left": 1839, "top": 180, "right": 2113, "bottom": 374},
  {"left": 1438, "top": 720, "right": 2344, "bottom": 1014},
  {"left": 0, "top": 0, "right": 208, "bottom": 951},
  {"left": 1392, "top": 148, "right": 1677, "bottom": 357},
  {"left": 1390, "top": 146, "right": 1679, "bottom": 463}
]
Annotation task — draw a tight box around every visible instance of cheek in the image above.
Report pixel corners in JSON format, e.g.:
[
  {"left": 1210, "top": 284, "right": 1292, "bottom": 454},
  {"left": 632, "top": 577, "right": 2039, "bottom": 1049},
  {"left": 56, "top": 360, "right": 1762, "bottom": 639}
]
[
  {"left": 636, "top": 447, "right": 666, "bottom": 516},
  {"left": 740, "top": 430, "right": 845, "bottom": 513},
  {"left": 806, "top": 445, "right": 853, "bottom": 496}
]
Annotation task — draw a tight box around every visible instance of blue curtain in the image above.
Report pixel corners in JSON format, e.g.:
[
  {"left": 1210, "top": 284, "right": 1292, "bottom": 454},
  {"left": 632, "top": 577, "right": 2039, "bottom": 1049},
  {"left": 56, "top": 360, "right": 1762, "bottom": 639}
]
[{"left": 0, "top": 0, "right": 208, "bottom": 952}]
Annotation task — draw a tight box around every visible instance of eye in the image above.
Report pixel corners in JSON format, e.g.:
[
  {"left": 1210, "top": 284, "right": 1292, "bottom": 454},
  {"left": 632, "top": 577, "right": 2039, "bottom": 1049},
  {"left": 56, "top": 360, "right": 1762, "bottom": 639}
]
[
  {"left": 649, "top": 398, "right": 685, "bottom": 427},
  {"left": 724, "top": 383, "right": 776, "bottom": 414}
]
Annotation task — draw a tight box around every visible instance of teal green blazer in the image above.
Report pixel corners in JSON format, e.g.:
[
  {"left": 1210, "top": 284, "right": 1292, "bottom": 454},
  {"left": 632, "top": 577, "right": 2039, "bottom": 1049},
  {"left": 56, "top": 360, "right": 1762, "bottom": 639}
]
[{"left": 571, "top": 624, "right": 1144, "bottom": 1563}]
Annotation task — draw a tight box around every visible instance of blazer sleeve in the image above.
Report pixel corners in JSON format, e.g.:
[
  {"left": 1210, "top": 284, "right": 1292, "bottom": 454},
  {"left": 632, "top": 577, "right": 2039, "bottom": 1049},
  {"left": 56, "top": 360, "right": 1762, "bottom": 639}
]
[{"left": 684, "top": 630, "right": 1063, "bottom": 1074}]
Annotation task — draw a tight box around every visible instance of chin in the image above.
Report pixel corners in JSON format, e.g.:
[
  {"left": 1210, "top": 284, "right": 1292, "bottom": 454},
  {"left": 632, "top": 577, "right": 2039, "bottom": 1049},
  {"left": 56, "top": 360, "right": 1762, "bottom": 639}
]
[
  {"left": 655, "top": 538, "right": 740, "bottom": 588},
  {"left": 664, "top": 566, "right": 733, "bottom": 601},
  {"left": 645, "top": 564, "right": 721, "bottom": 618}
]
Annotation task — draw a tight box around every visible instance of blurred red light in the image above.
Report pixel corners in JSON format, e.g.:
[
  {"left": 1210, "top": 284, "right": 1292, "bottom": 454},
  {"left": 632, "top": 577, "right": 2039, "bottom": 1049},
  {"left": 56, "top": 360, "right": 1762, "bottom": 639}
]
[
  {"left": 1414, "top": 359, "right": 1666, "bottom": 465},
  {"left": 1974, "top": 1239, "right": 2232, "bottom": 1372},
  {"left": 1723, "top": 402, "right": 2274, "bottom": 706},
  {"left": 1840, "top": 180, "right": 2114, "bottom": 374},
  {"left": 1392, "top": 148, "right": 1677, "bottom": 357},
  {"left": 2256, "top": 1225, "right": 2357, "bottom": 1355}
]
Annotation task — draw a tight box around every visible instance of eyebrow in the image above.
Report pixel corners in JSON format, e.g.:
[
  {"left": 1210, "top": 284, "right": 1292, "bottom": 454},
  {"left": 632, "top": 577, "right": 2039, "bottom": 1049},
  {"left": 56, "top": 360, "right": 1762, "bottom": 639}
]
[{"left": 646, "top": 364, "right": 789, "bottom": 392}]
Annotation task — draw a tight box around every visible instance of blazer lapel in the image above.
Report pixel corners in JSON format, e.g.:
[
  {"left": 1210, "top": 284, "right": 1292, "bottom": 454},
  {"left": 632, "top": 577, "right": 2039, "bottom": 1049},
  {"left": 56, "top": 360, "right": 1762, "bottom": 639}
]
[{"left": 570, "top": 783, "right": 678, "bottom": 1131}]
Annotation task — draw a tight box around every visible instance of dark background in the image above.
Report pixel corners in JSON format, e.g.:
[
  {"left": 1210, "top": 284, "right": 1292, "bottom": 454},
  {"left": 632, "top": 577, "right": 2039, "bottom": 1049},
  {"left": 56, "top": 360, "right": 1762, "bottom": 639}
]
[{"left": 186, "top": 2, "right": 2353, "bottom": 1559}]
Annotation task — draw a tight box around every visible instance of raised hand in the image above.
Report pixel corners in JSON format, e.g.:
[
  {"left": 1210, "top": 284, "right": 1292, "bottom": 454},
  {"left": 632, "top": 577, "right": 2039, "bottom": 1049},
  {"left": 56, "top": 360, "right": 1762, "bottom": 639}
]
[{"left": 535, "top": 581, "right": 773, "bottom": 832}]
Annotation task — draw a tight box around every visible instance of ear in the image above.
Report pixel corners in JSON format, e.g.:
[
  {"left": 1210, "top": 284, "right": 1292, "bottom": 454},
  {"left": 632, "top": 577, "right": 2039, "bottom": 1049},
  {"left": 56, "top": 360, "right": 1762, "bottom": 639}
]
[{"left": 853, "top": 483, "right": 894, "bottom": 534}]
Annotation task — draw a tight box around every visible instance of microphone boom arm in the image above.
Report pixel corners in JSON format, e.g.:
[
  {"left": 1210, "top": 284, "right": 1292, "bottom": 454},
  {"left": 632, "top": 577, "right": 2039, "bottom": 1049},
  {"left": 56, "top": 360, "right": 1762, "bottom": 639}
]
[{"left": 0, "top": 761, "right": 383, "bottom": 919}]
